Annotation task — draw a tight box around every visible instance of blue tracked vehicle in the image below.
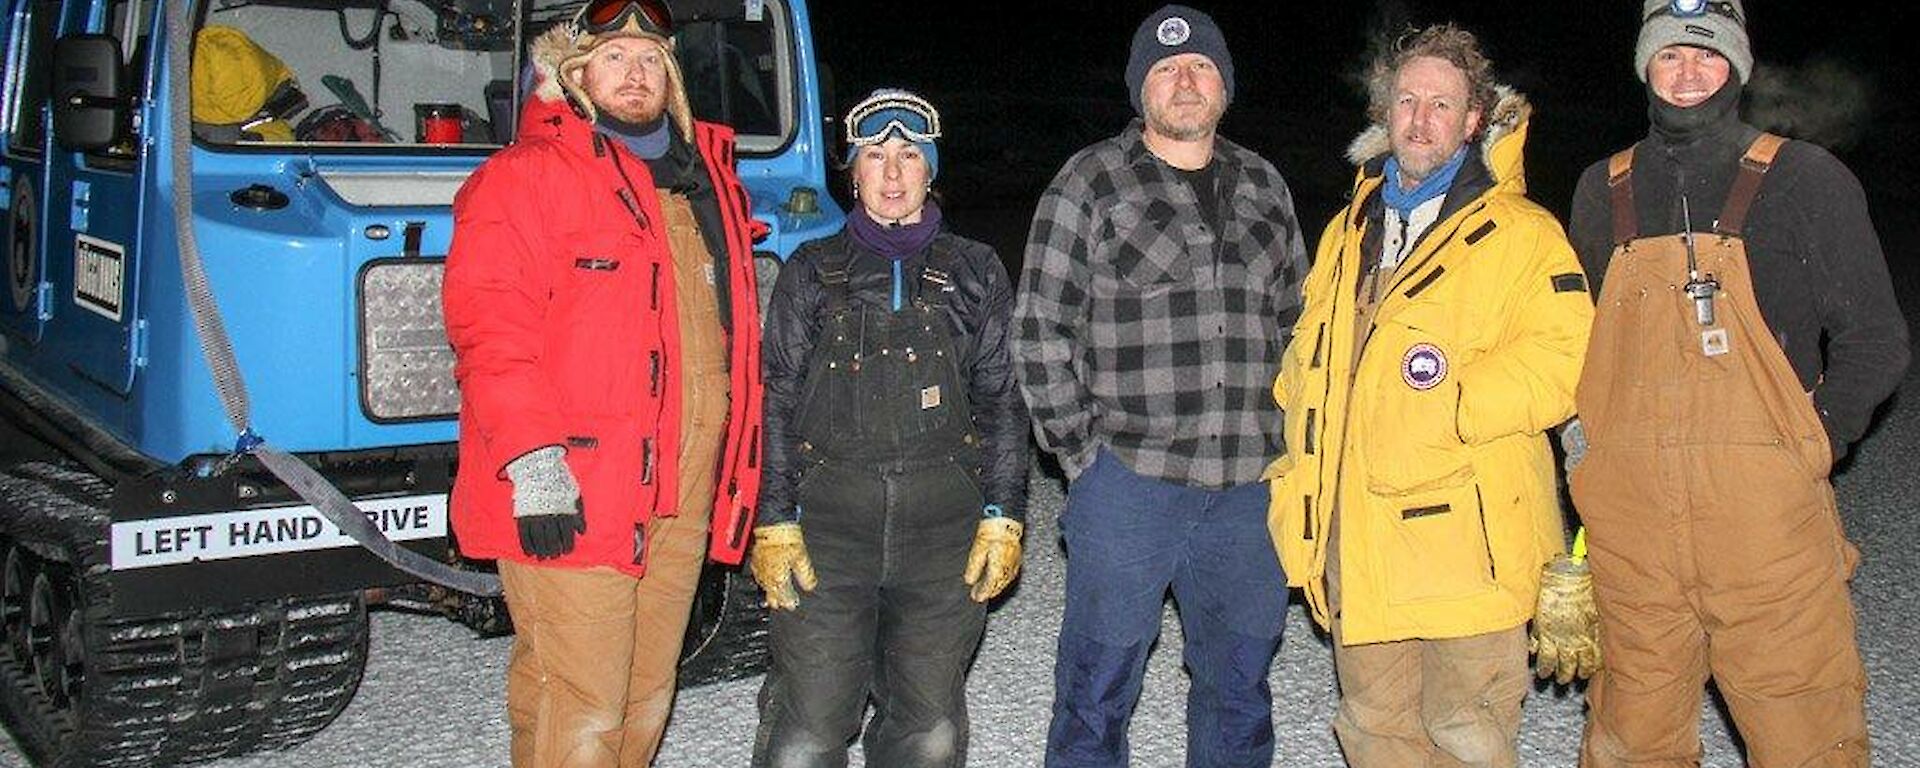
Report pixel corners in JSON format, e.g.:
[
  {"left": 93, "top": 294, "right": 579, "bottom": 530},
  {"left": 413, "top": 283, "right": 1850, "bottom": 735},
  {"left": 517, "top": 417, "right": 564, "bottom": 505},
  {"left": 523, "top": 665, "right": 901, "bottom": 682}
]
[{"left": 0, "top": 0, "right": 840, "bottom": 762}]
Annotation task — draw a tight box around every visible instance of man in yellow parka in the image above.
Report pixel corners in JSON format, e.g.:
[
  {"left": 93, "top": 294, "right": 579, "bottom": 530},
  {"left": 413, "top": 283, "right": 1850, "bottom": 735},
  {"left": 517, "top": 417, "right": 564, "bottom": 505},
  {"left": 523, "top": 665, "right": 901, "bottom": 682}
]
[{"left": 1267, "top": 24, "right": 1592, "bottom": 766}]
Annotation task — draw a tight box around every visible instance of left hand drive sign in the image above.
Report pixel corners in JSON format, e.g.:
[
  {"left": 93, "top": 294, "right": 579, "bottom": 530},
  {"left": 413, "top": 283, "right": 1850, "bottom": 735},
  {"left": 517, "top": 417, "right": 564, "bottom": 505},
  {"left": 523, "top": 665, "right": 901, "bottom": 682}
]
[{"left": 110, "top": 493, "right": 448, "bottom": 570}]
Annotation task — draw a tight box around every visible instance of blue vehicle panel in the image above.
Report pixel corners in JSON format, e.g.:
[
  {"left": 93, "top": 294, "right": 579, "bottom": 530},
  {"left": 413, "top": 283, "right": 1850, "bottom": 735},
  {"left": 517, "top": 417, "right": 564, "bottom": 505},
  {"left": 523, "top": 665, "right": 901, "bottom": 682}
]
[
  {"left": 1, "top": 0, "right": 56, "bottom": 347},
  {"left": 3, "top": 0, "right": 842, "bottom": 759},
  {"left": 4, "top": 0, "right": 844, "bottom": 466}
]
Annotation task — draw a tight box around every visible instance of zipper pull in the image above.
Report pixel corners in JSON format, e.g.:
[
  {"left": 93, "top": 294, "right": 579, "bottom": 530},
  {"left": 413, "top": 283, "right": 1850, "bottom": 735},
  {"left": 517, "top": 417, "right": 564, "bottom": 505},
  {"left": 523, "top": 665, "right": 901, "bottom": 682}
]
[
  {"left": 641, "top": 438, "right": 657, "bottom": 485},
  {"left": 617, "top": 187, "right": 649, "bottom": 230}
]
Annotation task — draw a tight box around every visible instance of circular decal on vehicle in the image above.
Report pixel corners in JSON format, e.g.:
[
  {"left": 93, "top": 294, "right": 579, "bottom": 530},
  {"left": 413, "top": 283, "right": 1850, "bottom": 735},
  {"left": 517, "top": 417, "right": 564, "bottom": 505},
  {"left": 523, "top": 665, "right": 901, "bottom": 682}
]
[
  {"left": 8, "top": 180, "right": 36, "bottom": 313},
  {"left": 1401, "top": 343, "right": 1448, "bottom": 391},
  {"left": 1156, "top": 16, "right": 1191, "bottom": 46}
]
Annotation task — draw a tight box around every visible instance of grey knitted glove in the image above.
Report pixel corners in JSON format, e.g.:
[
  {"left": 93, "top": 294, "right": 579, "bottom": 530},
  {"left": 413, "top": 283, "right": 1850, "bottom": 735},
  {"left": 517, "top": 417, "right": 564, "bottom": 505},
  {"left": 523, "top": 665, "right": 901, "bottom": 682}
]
[{"left": 504, "top": 446, "right": 585, "bottom": 559}]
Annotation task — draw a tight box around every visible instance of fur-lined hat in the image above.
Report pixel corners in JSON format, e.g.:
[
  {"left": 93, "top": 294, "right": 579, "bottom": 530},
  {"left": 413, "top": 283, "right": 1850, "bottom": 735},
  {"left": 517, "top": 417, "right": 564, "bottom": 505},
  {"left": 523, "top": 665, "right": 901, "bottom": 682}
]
[{"left": 528, "top": 2, "right": 693, "bottom": 136}]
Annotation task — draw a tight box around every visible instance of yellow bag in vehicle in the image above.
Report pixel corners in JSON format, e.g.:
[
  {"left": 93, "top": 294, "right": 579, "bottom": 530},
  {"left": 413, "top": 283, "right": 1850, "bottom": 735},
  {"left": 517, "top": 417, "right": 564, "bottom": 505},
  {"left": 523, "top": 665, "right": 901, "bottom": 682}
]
[{"left": 191, "top": 25, "right": 300, "bottom": 141}]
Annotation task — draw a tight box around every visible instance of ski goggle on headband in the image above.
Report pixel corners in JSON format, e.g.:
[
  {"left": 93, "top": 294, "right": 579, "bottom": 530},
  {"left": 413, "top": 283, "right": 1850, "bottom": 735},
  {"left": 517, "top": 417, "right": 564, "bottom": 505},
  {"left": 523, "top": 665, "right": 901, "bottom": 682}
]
[
  {"left": 845, "top": 91, "right": 942, "bottom": 147},
  {"left": 569, "top": 0, "right": 673, "bottom": 39}
]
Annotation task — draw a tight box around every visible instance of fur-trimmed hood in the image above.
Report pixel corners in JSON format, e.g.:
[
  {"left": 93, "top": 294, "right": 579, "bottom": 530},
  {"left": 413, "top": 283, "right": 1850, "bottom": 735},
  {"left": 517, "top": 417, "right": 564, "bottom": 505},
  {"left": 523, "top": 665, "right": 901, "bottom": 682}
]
[
  {"left": 1345, "top": 85, "right": 1533, "bottom": 194},
  {"left": 526, "top": 25, "right": 579, "bottom": 108}
]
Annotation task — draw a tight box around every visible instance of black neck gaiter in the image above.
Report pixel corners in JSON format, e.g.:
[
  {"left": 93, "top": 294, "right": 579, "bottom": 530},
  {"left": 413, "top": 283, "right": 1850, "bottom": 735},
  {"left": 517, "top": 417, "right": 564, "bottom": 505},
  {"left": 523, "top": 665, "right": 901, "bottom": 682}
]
[{"left": 1647, "top": 78, "right": 1744, "bottom": 148}]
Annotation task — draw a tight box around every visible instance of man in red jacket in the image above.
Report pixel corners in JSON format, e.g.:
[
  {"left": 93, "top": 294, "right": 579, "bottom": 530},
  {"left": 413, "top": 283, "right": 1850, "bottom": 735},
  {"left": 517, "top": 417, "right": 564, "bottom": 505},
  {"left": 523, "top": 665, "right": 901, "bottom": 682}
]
[{"left": 442, "top": 0, "right": 765, "bottom": 764}]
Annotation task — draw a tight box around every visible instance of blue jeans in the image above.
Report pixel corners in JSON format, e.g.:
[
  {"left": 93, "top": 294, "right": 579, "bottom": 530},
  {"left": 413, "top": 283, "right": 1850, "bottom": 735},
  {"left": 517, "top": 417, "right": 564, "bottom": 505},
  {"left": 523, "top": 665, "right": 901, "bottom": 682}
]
[{"left": 1045, "top": 450, "right": 1289, "bottom": 768}]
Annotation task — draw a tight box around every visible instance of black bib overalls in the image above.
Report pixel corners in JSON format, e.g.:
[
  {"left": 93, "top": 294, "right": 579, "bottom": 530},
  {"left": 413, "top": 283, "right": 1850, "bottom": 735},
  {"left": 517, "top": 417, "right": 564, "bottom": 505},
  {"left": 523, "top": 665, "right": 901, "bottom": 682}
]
[{"left": 752, "top": 244, "right": 989, "bottom": 768}]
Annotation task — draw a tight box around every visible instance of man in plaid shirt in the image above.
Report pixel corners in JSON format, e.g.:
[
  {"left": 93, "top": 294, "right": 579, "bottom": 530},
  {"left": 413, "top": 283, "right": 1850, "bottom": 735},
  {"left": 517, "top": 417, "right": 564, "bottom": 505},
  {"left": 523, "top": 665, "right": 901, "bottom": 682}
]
[{"left": 1014, "top": 6, "right": 1308, "bottom": 766}]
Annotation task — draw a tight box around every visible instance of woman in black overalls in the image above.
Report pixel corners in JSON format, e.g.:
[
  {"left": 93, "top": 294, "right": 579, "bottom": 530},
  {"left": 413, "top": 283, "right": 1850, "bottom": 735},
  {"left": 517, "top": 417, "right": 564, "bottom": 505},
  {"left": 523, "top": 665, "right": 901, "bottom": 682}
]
[{"left": 748, "top": 89, "right": 1030, "bottom": 767}]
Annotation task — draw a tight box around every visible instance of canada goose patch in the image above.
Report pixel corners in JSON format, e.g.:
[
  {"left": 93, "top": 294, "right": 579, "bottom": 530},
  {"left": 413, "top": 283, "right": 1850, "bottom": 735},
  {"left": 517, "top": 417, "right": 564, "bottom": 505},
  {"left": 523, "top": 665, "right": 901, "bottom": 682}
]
[{"left": 1402, "top": 343, "right": 1448, "bottom": 391}]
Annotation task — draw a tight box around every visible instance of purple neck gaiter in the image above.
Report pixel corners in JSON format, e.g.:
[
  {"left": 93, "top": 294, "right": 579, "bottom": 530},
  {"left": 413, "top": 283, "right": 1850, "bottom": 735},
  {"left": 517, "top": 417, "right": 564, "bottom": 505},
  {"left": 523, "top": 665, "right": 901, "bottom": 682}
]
[{"left": 847, "top": 201, "right": 943, "bottom": 261}]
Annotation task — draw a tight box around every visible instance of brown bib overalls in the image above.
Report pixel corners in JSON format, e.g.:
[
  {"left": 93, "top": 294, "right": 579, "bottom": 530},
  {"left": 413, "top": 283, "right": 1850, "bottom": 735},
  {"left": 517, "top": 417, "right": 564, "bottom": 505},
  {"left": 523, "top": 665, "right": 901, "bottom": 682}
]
[
  {"left": 1571, "top": 135, "right": 1868, "bottom": 767},
  {"left": 501, "top": 192, "right": 731, "bottom": 768}
]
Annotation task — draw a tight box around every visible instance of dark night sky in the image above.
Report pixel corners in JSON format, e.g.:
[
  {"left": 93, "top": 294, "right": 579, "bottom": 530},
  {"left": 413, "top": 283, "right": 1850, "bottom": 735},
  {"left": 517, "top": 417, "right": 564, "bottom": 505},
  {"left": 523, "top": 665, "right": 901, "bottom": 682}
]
[{"left": 804, "top": 1, "right": 1911, "bottom": 235}]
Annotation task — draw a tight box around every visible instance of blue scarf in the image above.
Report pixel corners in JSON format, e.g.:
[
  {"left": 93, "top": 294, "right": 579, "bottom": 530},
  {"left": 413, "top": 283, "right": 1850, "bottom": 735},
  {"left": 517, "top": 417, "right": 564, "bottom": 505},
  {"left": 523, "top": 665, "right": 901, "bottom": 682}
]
[
  {"left": 594, "top": 114, "right": 670, "bottom": 160},
  {"left": 846, "top": 201, "right": 943, "bottom": 262},
  {"left": 1381, "top": 147, "right": 1468, "bottom": 219}
]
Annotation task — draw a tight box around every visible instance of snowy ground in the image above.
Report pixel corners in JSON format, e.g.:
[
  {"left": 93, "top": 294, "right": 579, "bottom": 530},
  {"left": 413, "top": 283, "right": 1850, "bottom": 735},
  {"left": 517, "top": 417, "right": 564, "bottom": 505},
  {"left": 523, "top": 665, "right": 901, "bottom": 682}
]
[{"left": 6, "top": 368, "right": 1912, "bottom": 766}]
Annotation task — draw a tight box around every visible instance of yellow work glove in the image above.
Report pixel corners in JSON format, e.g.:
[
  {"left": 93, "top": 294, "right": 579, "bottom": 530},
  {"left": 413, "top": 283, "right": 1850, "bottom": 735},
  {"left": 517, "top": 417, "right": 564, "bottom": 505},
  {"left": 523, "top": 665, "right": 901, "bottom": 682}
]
[
  {"left": 963, "top": 517, "right": 1024, "bottom": 603},
  {"left": 1530, "top": 529, "right": 1602, "bottom": 684},
  {"left": 750, "top": 523, "right": 817, "bottom": 611}
]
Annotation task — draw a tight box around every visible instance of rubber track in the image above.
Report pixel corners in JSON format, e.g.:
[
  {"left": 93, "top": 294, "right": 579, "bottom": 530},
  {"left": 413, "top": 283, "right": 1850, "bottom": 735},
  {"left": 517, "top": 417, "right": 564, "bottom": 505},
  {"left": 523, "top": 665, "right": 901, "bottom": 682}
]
[{"left": 0, "top": 461, "right": 370, "bottom": 766}]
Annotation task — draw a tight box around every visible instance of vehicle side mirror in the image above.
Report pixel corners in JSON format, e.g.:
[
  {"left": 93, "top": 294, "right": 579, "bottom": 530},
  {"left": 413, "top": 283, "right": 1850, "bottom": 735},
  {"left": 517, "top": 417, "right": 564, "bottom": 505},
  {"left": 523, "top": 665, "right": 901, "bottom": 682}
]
[{"left": 51, "top": 34, "right": 129, "bottom": 153}]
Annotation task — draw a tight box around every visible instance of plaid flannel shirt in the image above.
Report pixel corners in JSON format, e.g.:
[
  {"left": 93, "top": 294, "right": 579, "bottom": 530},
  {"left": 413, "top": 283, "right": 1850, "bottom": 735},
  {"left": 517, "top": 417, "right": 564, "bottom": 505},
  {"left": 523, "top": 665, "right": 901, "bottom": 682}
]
[{"left": 1015, "top": 120, "right": 1308, "bottom": 488}]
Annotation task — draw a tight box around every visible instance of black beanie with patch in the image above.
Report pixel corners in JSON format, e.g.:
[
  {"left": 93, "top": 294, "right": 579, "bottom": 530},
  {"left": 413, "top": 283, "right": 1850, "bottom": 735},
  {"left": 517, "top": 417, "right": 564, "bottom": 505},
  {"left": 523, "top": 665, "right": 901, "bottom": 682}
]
[{"left": 1125, "top": 5, "right": 1235, "bottom": 116}]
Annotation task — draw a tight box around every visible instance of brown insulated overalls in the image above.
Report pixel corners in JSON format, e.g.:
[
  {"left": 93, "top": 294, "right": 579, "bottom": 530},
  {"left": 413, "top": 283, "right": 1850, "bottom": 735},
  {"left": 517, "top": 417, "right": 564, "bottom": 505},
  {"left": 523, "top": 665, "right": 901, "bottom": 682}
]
[
  {"left": 1571, "top": 134, "right": 1869, "bottom": 767},
  {"left": 501, "top": 193, "right": 731, "bottom": 768}
]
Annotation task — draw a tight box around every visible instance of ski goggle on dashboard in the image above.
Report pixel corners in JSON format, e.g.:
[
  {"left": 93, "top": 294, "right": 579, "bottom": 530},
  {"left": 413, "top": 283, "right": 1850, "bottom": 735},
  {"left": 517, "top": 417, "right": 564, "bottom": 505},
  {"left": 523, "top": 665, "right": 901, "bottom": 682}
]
[{"left": 844, "top": 90, "right": 942, "bottom": 147}]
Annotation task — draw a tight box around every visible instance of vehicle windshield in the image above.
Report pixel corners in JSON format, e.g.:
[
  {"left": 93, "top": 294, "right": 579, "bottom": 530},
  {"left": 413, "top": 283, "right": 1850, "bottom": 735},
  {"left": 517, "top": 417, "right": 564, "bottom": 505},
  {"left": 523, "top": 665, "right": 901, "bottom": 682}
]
[{"left": 192, "top": 0, "right": 793, "bottom": 154}]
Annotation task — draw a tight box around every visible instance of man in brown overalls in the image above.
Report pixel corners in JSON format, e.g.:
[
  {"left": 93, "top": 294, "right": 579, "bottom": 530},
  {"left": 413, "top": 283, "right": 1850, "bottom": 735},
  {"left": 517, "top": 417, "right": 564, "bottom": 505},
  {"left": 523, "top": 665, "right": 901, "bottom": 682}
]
[
  {"left": 444, "top": 1, "right": 769, "bottom": 763},
  {"left": 1563, "top": 2, "right": 1909, "bottom": 765}
]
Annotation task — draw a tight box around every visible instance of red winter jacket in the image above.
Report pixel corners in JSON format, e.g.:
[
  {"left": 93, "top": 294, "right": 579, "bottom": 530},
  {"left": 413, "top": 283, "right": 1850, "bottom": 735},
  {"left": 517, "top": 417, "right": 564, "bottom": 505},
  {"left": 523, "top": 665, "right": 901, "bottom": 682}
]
[{"left": 443, "top": 97, "right": 764, "bottom": 576}]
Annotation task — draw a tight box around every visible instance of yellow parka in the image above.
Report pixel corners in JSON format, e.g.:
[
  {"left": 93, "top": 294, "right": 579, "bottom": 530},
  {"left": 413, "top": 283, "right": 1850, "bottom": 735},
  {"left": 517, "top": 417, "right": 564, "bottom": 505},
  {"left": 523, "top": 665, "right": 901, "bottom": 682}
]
[{"left": 1267, "top": 89, "right": 1593, "bottom": 645}]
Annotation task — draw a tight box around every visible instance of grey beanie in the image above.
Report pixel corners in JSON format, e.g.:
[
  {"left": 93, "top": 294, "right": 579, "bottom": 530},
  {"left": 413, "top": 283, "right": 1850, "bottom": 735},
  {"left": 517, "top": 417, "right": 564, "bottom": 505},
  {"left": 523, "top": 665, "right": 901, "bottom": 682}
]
[
  {"left": 1635, "top": 0, "right": 1752, "bottom": 85},
  {"left": 1126, "top": 5, "right": 1235, "bottom": 116}
]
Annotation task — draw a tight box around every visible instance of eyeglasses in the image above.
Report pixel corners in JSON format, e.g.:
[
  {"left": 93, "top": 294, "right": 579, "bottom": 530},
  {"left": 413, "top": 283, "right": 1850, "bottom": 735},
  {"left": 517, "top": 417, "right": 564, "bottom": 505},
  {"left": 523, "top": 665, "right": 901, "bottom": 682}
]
[
  {"left": 570, "top": 0, "right": 673, "bottom": 38},
  {"left": 1646, "top": 0, "right": 1743, "bottom": 25},
  {"left": 845, "top": 91, "right": 942, "bottom": 146}
]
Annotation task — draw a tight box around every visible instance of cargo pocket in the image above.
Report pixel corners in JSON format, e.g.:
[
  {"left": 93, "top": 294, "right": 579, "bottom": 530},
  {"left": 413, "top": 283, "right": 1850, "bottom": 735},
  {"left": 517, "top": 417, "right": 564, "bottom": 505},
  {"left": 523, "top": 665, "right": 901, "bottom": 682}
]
[
  {"left": 791, "top": 453, "right": 829, "bottom": 509},
  {"left": 1363, "top": 319, "right": 1472, "bottom": 494},
  {"left": 944, "top": 458, "right": 987, "bottom": 514},
  {"left": 1381, "top": 482, "right": 1498, "bottom": 605},
  {"left": 560, "top": 420, "right": 647, "bottom": 553},
  {"left": 555, "top": 233, "right": 649, "bottom": 411}
]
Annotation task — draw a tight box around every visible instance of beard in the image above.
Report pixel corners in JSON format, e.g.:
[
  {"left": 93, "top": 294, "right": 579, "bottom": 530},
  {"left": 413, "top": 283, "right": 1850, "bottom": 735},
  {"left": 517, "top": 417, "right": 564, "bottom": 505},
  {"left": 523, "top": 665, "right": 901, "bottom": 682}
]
[
  {"left": 599, "top": 90, "right": 667, "bottom": 124},
  {"left": 1144, "top": 94, "right": 1225, "bottom": 142},
  {"left": 1390, "top": 132, "right": 1463, "bottom": 186},
  {"left": 1394, "top": 149, "right": 1446, "bottom": 184}
]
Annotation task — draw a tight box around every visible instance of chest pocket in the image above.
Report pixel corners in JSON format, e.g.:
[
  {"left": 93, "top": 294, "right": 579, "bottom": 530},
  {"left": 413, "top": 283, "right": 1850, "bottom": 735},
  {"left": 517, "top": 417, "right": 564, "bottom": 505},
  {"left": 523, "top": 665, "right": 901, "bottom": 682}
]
[
  {"left": 1228, "top": 190, "right": 1299, "bottom": 321},
  {"left": 795, "top": 250, "right": 977, "bottom": 462},
  {"left": 1103, "top": 200, "right": 1197, "bottom": 288},
  {"left": 553, "top": 229, "right": 657, "bottom": 414},
  {"left": 1360, "top": 296, "right": 1476, "bottom": 495}
]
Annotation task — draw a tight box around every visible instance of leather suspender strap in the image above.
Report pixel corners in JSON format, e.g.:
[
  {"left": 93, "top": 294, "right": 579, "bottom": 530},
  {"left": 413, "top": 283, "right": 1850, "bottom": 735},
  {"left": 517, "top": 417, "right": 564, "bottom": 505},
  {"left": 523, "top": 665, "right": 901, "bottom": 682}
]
[
  {"left": 1716, "top": 133, "right": 1786, "bottom": 237},
  {"left": 1606, "top": 146, "right": 1637, "bottom": 245}
]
